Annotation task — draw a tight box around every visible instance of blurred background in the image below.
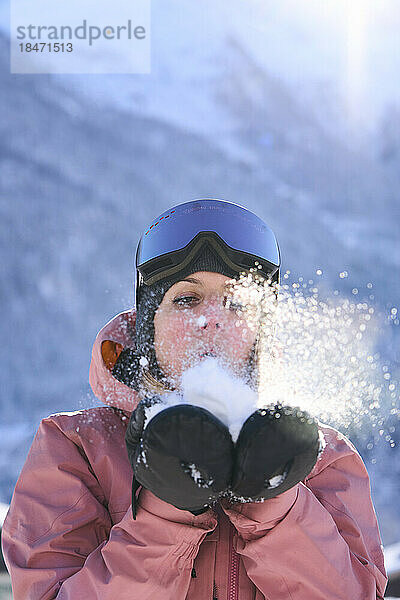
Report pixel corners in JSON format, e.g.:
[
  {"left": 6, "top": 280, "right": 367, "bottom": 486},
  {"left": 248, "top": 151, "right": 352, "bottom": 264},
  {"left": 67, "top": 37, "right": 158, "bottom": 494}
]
[{"left": 0, "top": 0, "right": 400, "bottom": 595}]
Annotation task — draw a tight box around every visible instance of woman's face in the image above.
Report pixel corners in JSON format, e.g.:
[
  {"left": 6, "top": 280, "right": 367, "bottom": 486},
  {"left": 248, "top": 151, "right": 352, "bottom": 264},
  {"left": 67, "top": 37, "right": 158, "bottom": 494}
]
[{"left": 153, "top": 271, "right": 258, "bottom": 384}]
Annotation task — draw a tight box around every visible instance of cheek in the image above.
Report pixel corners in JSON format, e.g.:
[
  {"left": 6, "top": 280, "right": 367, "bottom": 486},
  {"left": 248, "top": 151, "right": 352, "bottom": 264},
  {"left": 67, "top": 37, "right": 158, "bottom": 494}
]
[
  {"left": 224, "top": 318, "right": 256, "bottom": 357},
  {"left": 155, "top": 312, "right": 190, "bottom": 346},
  {"left": 154, "top": 312, "right": 194, "bottom": 370}
]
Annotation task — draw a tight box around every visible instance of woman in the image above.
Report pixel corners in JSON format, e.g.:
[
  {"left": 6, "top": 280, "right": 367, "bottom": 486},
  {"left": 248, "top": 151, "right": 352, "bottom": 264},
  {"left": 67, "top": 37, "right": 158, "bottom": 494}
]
[{"left": 2, "top": 198, "right": 387, "bottom": 599}]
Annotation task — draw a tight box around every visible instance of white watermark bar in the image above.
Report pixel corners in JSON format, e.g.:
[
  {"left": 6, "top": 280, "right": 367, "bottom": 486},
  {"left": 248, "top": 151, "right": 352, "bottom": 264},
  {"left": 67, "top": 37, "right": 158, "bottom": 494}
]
[{"left": 10, "top": 0, "right": 150, "bottom": 74}]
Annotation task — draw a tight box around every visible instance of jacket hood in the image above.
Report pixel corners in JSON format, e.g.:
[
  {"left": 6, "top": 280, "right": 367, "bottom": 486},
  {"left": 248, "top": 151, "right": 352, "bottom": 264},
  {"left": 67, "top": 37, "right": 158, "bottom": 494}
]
[{"left": 89, "top": 310, "right": 140, "bottom": 413}]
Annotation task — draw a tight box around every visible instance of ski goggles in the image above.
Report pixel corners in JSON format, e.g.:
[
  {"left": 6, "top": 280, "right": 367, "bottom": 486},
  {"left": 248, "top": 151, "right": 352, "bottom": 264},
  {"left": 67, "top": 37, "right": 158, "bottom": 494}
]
[{"left": 136, "top": 198, "right": 280, "bottom": 291}]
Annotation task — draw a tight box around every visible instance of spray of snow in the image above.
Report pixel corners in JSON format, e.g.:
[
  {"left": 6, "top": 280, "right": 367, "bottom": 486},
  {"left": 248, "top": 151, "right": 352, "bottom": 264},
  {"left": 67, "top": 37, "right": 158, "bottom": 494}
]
[
  {"left": 257, "top": 273, "right": 399, "bottom": 449},
  {"left": 142, "top": 268, "right": 398, "bottom": 454}
]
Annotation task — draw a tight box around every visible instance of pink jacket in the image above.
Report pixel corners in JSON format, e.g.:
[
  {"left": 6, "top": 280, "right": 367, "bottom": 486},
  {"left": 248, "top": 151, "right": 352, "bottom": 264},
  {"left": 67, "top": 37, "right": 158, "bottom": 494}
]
[{"left": 2, "top": 310, "right": 388, "bottom": 599}]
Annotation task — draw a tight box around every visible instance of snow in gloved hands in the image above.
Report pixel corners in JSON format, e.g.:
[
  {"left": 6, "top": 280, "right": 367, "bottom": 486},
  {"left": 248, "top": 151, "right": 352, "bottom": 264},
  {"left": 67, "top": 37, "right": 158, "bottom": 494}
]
[
  {"left": 140, "top": 357, "right": 325, "bottom": 496},
  {"left": 143, "top": 356, "right": 258, "bottom": 443}
]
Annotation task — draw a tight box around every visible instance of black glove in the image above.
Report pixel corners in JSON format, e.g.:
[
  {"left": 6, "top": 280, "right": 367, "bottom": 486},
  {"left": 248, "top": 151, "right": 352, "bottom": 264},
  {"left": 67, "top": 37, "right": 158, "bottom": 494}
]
[
  {"left": 125, "top": 399, "right": 234, "bottom": 518},
  {"left": 231, "top": 404, "right": 320, "bottom": 501}
]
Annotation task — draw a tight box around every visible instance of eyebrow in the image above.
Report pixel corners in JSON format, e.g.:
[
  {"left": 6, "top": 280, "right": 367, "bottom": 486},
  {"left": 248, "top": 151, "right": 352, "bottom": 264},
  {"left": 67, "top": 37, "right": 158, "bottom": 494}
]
[
  {"left": 177, "top": 276, "right": 234, "bottom": 289},
  {"left": 179, "top": 276, "right": 203, "bottom": 285}
]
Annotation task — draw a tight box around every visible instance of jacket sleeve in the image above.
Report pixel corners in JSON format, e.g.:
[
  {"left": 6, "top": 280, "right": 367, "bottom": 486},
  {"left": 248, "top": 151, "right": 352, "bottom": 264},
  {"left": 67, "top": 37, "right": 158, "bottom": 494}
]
[
  {"left": 221, "top": 426, "right": 387, "bottom": 600},
  {"left": 1, "top": 417, "right": 217, "bottom": 600}
]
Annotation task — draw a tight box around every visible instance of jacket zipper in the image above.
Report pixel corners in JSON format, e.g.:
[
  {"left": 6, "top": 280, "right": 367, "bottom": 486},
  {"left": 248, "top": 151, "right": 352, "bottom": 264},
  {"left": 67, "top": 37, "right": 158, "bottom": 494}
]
[
  {"left": 213, "top": 581, "right": 218, "bottom": 599},
  {"left": 228, "top": 525, "right": 240, "bottom": 600}
]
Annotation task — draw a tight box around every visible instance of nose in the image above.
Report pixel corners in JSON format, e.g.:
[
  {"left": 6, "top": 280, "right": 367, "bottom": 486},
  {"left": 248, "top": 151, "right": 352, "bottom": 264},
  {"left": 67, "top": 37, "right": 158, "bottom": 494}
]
[
  {"left": 199, "top": 317, "right": 221, "bottom": 330},
  {"left": 197, "top": 301, "right": 225, "bottom": 330}
]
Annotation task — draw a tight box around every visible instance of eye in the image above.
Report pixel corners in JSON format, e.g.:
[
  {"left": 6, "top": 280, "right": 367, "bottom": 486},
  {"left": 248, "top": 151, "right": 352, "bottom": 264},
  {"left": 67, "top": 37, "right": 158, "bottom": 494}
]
[
  {"left": 172, "top": 295, "right": 200, "bottom": 307},
  {"left": 229, "top": 302, "right": 245, "bottom": 312},
  {"left": 223, "top": 296, "right": 245, "bottom": 312}
]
